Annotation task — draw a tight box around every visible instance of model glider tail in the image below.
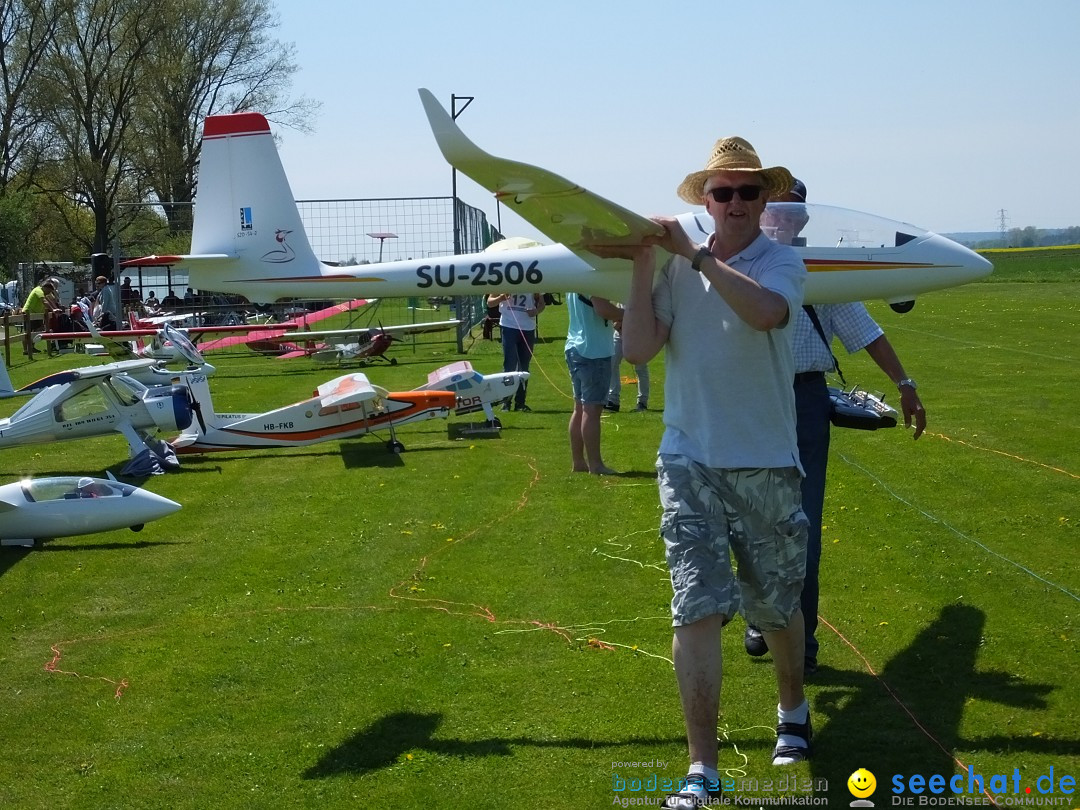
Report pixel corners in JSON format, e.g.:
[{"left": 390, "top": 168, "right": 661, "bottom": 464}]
[
  {"left": 0, "top": 349, "right": 14, "bottom": 398},
  {"left": 124, "top": 112, "right": 326, "bottom": 295}
]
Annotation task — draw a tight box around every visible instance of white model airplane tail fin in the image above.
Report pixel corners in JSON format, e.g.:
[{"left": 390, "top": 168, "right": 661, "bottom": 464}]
[
  {"left": 123, "top": 112, "right": 327, "bottom": 302},
  {"left": 192, "top": 113, "right": 321, "bottom": 273},
  {"left": 0, "top": 349, "right": 15, "bottom": 397},
  {"left": 128, "top": 311, "right": 150, "bottom": 355}
]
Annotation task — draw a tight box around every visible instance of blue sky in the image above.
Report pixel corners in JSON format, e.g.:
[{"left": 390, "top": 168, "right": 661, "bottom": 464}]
[{"left": 270, "top": 0, "right": 1079, "bottom": 243}]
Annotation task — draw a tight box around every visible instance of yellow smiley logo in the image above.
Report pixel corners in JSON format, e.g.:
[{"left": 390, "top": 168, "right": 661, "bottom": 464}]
[{"left": 848, "top": 768, "right": 877, "bottom": 798}]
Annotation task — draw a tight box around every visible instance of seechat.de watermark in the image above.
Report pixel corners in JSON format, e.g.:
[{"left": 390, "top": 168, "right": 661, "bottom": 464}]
[{"left": 847, "top": 766, "right": 1076, "bottom": 807}]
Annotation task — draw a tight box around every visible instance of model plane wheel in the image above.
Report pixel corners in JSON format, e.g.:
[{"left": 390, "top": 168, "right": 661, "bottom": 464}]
[
  {"left": 389, "top": 357, "right": 398, "bottom": 365},
  {"left": 388, "top": 440, "right": 405, "bottom": 454},
  {"left": 889, "top": 300, "right": 915, "bottom": 314},
  {"left": 490, "top": 417, "right": 502, "bottom": 429}
]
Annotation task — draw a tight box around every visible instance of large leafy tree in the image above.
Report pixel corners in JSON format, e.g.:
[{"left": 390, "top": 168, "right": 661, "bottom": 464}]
[
  {"left": 0, "top": 0, "right": 61, "bottom": 191},
  {"left": 0, "top": 0, "right": 62, "bottom": 276},
  {"left": 0, "top": 0, "right": 312, "bottom": 265},
  {"left": 36, "top": 0, "right": 161, "bottom": 255},
  {"left": 132, "top": 0, "right": 317, "bottom": 234}
]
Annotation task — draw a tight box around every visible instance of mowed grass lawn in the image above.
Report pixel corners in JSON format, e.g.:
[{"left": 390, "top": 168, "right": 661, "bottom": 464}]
[{"left": 0, "top": 261, "right": 1077, "bottom": 807}]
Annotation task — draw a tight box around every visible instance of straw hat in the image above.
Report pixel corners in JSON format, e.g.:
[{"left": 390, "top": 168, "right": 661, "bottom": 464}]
[{"left": 677, "top": 136, "right": 793, "bottom": 205}]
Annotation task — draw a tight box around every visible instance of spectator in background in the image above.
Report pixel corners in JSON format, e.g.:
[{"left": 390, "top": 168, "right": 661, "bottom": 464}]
[
  {"left": 18, "top": 279, "right": 59, "bottom": 357},
  {"left": 487, "top": 291, "right": 545, "bottom": 412},
  {"left": 606, "top": 323, "right": 651, "bottom": 412},
  {"left": 564, "top": 292, "right": 622, "bottom": 475},
  {"left": 743, "top": 179, "right": 927, "bottom": 676},
  {"left": 120, "top": 277, "right": 142, "bottom": 311},
  {"left": 144, "top": 291, "right": 160, "bottom": 312},
  {"left": 92, "top": 275, "right": 119, "bottom": 330},
  {"left": 160, "top": 288, "right": 183, "bottom": 309}
]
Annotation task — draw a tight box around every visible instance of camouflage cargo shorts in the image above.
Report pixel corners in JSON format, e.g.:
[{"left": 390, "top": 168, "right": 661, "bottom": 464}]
[{"left": 657, "top": 453, "right": 809, "bottom": 630}]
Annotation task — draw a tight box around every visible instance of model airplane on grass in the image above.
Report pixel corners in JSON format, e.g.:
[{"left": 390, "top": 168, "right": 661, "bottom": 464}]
[
  {"left": 0, "top": 476, "right": 181, "bottom": 548},
  {"left": 3, "top": 324, "right": 455, "bottom": 460},
  {"left": 414, "top": 361, "right": 528, "bottom": 426},
  {"left": 171, "top": 370, "right": 457, "bottom": 455},
  {"left": 245, "top": 319, "right": 460, "bottom": 364},
  {"left": 119, "top": 95, "right": 990, "bottom": 311},
  {"left": 0, "top": 346, "right": 206, "bottom": 473}
]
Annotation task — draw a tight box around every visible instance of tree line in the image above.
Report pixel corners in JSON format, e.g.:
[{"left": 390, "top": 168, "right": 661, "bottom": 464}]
[
  {"left": 973, "top": 226, "right": 1080, "bottom": 250},
  {"left": 0, "top": 0, "right": 316, "bottom": 278}
]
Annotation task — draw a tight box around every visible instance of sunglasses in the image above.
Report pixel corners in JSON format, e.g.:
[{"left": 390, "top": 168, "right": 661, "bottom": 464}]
[{"left": 707, "top": 184, "right": 763, "bottom": 203}]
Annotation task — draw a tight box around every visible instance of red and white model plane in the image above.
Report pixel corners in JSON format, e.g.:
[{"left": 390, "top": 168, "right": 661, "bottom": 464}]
[
  {"left": 119, "top": 94, "right": 990, "bottom": 310},
  {"left": 414, "top": 361, "right": 528, "bottom": 426},
  {"left": 244, "top": 318, "right": 460, "bottom": 364}
]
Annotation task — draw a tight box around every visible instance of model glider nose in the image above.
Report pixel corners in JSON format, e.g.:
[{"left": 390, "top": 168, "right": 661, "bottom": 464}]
[{"left": 937, "top": 233, "right": 994, "bottom": 283}]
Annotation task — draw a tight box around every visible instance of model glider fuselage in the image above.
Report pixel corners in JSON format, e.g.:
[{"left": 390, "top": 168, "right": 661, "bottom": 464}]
[
  {"left": 0, "top": 477, "right": 180, "bottom": 546},
  {"left": 171, "top": 370, "right": 456, "bottom": 453},
  {"left": 121, "top": 105, "right": 989, "bottom": 308}
]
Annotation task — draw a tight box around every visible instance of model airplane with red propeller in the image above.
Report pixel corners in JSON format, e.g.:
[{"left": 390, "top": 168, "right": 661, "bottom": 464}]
[{"left": 245, "top": 318, "right": 460, "bottom": 364}]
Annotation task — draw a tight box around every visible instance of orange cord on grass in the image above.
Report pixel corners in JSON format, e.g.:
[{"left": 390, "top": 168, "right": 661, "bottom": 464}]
[
  {"left": 925, "top": 430, "right": 1079, "bottom": 480},
  {"left": 45, "top": 641, "right": 129, "bottom": 701}
]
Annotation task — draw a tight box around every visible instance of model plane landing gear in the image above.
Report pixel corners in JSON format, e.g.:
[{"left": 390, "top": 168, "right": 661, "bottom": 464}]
[{"left": 387, "top": 440, "right": 405, "bottom": 454}]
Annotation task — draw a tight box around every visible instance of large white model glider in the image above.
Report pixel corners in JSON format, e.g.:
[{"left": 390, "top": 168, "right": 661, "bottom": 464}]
[{"left": 121, "top": 95, "right": 990, "bottom": 307}]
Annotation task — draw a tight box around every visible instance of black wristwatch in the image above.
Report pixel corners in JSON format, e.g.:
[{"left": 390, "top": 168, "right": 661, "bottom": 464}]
[{"left": 691, "top": 246, "right": 711, "bottom": 272}]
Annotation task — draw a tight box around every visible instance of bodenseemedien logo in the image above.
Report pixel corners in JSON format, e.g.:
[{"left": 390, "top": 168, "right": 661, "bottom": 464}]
[{"left": 849, "top": 768, "right": 878, "bottom": 807}]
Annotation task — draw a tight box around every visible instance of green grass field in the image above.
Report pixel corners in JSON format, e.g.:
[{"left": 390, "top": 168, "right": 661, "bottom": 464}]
[{"left": 1, "top": 251, "right": 1077, "bottom": 808}]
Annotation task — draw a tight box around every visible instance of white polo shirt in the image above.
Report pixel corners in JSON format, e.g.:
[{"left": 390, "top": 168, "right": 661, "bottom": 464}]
[{"left": 653, "top": 232, "right": 805, "bottom": 471}]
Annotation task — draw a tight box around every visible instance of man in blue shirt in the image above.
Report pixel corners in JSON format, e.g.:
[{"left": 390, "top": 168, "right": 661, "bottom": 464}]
[{"left": 564, "top": 293, "right": 622, "bottom": 474}]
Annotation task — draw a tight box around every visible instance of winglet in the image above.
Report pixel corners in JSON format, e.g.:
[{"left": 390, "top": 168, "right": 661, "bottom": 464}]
[
  {"left": 418, "top": 88, "right": 490, "bottom": 170},
  {"left": 418, "top": 87, "right": 663, "bottom": 251}
]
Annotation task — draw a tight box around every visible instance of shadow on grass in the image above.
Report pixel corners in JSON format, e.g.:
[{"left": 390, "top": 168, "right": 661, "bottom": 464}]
[
  {"left": 302, "top": 710, "right": 684, "bottom": 777},
  {"left": 808, "top": 603, "right": 1065, "bottom": 785},
  {"left": 0, "top": 537, "right": 180, "bottom": 579},
  {"left": 608, "top": 470, "right": 659, "bottom": 480},
  {"left": 39, "top": 538, "right": 184, "bottom": 552},
  {"left": 0, "top": 545, "right": 34, "bottom": 578},
  {"left": 340, "top": 442, "right": 406, "bottom": 469}
]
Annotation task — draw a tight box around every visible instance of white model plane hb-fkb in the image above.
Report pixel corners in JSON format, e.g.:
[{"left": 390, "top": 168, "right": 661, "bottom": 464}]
[{"left": 123, "top": 91, "right": 991, "bottom": 306}]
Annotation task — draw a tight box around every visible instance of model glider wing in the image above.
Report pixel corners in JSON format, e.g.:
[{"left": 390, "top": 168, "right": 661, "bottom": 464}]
[
  {"left": 418, "top": 88, "right": 663, "bottom": 254},
  {"left": 17, "top": 359, "right": 160, "bottom": 392}
]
